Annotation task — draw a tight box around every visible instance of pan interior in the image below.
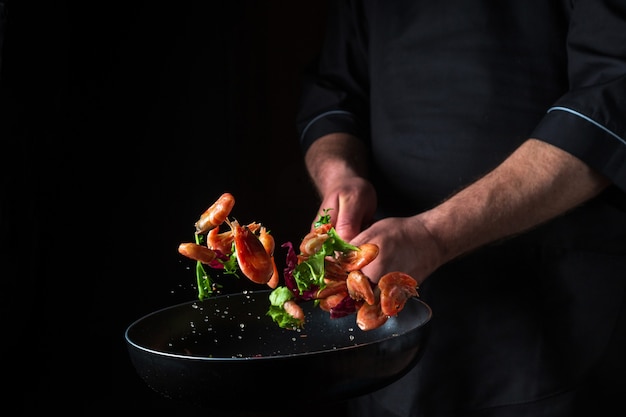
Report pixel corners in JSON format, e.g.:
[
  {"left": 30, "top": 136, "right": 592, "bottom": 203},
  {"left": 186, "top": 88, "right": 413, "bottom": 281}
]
[{"left": 125, "top": 290, "right": 431, "bottom": 359}]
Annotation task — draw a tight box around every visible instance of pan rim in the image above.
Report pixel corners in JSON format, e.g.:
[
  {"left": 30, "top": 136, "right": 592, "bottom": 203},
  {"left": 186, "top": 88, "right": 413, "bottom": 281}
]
[{"left": 124, "top": 290, "right": 432, "bottom": 361}]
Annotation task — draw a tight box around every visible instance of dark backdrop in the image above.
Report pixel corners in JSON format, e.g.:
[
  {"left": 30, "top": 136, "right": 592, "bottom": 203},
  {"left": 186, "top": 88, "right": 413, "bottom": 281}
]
[{"left": 0, "top": 1, "right": 328, "bottom": 414}]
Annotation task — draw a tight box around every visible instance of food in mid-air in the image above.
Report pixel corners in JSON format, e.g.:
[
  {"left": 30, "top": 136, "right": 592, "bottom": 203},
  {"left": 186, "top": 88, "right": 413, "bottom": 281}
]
[
  {"left": 266, "top": 209, "right": 418, "bottom": 331},
  {"left": 178, "top": 193, "right": 419, "bottom": 331},
  {"left": 177, "top": 192, "right": 278, "bottom": 300}
]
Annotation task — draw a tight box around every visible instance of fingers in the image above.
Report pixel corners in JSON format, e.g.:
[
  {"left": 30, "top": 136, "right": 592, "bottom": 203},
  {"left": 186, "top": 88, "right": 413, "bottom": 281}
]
[
  {"left": 333, "top": 216, "right": 362, "bottom": 242},
  {"left": 312, "top": 194, "right": 375, "bottom": 242},
  {"left": 311, "top": 201, "right": 361, "bottom": 241}
]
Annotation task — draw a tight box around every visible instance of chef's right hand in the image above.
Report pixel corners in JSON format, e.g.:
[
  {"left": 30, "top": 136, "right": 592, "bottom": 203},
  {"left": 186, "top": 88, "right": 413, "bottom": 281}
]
[{"left": 313, "top": 176, "right": 377, "bottom": 242}]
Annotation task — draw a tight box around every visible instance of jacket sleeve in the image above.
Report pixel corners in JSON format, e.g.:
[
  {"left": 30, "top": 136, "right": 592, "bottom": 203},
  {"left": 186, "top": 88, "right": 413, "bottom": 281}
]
[
  {"left": 296, "top": 0, "right": 370, "bottom": 154},
  {"left": 531, "top": 0, "right": 626, "bottom": 192}
]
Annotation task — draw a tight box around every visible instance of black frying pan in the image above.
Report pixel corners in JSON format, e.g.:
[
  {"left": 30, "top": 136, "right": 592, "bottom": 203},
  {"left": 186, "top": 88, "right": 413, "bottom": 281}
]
[{"left": 125, "top": 290, "right": 431, "bottom": 410}]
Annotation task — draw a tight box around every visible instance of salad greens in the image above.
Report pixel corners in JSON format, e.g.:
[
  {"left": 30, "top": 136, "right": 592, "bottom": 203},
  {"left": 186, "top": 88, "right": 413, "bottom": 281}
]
[
  {"left": 186, "top": 206, "right": 359, "bottom": 328},
  {"left": 266, "top": 286, "right": 302, "bottom": 328},
  {"left": 267, "top": 209, "right": 359, "bottom": 328},
  {"left": 194, "top": 231, "right": 239, "bottom": 301},
  {"left": 194, "top": 233, "right": 214, "bottom": 300}
]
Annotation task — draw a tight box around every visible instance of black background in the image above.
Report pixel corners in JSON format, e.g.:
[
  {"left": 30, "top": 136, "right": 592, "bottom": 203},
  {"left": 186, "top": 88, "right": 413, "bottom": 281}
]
[{"left": 0, "top": 1, "right": 330, "bottom": 414}]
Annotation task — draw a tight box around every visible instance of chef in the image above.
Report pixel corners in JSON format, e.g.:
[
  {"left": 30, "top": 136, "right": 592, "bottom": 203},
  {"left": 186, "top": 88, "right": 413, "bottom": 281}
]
[{"left": 296, "top": 1, "right": 626, "bottom": 416}]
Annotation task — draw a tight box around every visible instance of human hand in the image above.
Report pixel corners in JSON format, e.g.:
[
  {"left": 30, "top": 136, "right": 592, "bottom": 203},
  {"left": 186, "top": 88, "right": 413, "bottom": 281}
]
[
  {"left": 312, "top": 176, "right": 377, "bottom": 242},
  {"left": 349, "top": 215, "right": 444, "bottom": 286}
]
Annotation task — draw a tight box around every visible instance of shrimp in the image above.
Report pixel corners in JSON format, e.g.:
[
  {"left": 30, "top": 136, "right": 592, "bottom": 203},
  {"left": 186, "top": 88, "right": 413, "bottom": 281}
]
[
  {"left": 206, "top": 227, "right": 234, "bottom": 255},
  {"left": 338, "top": 243, "right": 379, "bottom": 272},
  {"left": 378, "top": 271, "right": 418, "bottom": 317},
  {"left": 299, "top": 223, "right": 332, "bottom": 257},
  {"left": 245, "top": 221, "right": 262, "bottom": 234},
  {"left": 299, "top": 233, "right": 329, "bottom": 258},
  {"left": 258, "top": 226, "right": 275, "bottom": 256},
  {"left": 324, "top": 260, "right": 349, "bottom": 281},
  {"left": 266, "top": 260, "right": 280, "bottom": 289},
  {"left": 355, "top": 291, "right": 388, "bottom": 331},
  {"left": 346, "top": 270, "right": 376, "bottom": 305},
  {"left": 194, "top": 192, "right": 235, "bottom": 234},
  {"left": 283, "top": 300, "right": 305, "bottom": 324},
  {"left": 316, "top": 279, "right": 348, "bottom": 299},
  {"left": 318, "top": 292, "right": 349, "bottom": 312},
  {"left": 229, "top": 219, "right": 274, "bottom": 284},
  {"left": 258, "top": 226, "right": 280, "bottom": 288},
  {"left": 178, "top": 242, "right": 217, "bottom": 264}
]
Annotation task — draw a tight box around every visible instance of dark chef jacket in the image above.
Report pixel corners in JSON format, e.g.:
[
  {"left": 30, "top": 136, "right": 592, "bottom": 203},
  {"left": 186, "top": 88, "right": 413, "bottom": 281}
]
[{"left": 296, "top": 1, "right": 626, "bottom": 416}]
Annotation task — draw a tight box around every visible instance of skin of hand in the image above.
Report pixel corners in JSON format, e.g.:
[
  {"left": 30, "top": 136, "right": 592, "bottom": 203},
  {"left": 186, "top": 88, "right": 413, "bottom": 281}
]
[
  {"left": 305, "top": 133, "right": 377, "bottom": 241},
  {"left": 305, "top": 134, "right": 610, "bottom": 285}
]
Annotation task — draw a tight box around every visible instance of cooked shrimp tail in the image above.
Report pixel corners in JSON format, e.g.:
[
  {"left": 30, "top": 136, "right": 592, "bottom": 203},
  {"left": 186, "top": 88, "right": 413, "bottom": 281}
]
[
  {"left": 346, "top": 270, "right": 376, "bottom": 305},
  {"left": 356, "top": 289, "right": 388, "bottom": 331},
  {"left": 378, "top": 271, "right": 418, "bottom": 316},
  {"left": 338, "top": 243, "right": 379, "bottom": 272}
]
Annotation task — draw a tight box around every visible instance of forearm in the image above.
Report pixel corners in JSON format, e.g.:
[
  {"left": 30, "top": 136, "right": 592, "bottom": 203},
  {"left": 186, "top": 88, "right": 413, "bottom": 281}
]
[
  {"left": 420, "top": 138, "right": 610, "bottom": 263},
  {"left": 304, "top": 133, "right": 369, "bottom": 196}
]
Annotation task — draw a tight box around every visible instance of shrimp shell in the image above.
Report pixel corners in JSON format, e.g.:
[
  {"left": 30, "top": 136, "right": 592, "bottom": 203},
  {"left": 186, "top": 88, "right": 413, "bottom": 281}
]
[
  {"left": 266, "top": 258, "right": 280, "bottom": 289},
  {"left": 324, "top": 260, "right": 349, "bottom": 281},
  {"left": 299, "top": 232, "right": 329, "bottom": 257},
  {"left": 206, "top": 228, "right": 234, "bottom": 255},
  {"left": 318, "top": 292, "right": 349, "bottom": 312},
  {"left": 258, "top": 226, "right": 275, "bottom": 256},
  {"left": 356, "top": 298, "right": 388, "bottom": 331},
  {"left": 194, "top": 192, "right": 235, "bottom": 234},
  {"left": 231, "top": 220, "right": 274, "bottom": 284},
  {"left": 178, "top": 242, "right": 217, "bottom": 264},
  {"left": 298, "top": 223, "right": 332, "bottom": 257},
  {"left": 257, "top": 226, "right": 280, "bottom": 288},
  {"left": 346, "top": 270, "right": 376, "bottom": 305},
  {"left": 316, "top": 279, "right": 348, "bottom": 299},
  {"left": 338, "top": 243, "right": 379, "bottom": 272},
  {"left": 283, "top": 300, "right": 305, "bottom": 323},
  {"left": 378, "top": 271, "right": 418, "bottom": 317}
]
